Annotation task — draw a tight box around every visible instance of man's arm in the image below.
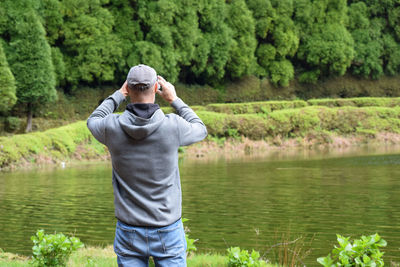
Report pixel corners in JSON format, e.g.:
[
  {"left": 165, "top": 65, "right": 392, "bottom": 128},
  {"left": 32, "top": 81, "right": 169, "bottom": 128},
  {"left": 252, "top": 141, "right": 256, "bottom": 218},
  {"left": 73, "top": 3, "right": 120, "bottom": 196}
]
[
  {"left": 171, "top": 98, "right": 208, "bottom": 146},
  {"left": 86, "top": 82, "right": 128, "bottom": 144},
  {"left": 157, "top": 76, "right": 207, "bottom": 146}
]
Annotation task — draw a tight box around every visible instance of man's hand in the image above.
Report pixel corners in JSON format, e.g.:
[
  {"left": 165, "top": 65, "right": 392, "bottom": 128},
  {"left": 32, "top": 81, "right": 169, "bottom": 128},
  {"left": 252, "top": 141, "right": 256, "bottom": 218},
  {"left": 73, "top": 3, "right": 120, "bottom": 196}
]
[
  {"left": 119, "top": 81, "right": 129, "bottom": 97},
  {"left": 157, "top": 76, "right": 177, "bottom": 104}
]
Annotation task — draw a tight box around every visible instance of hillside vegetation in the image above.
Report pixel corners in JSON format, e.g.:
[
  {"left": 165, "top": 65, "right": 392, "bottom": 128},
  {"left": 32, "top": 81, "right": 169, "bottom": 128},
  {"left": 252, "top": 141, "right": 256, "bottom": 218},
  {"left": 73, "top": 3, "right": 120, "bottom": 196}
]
[
  {"left": 1, "top": 97, "right": 400, "bottom": 170},
  {"left": 1, "top": 0, "right": 400, "bottom": 133}
]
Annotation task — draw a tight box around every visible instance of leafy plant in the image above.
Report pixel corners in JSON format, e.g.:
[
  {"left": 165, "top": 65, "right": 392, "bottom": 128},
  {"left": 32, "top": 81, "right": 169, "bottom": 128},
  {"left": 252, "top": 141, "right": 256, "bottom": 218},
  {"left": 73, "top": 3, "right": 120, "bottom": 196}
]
[
  {"left": 227, "top": 246, "right": 263, "bottom": 267},
  {"left": 182, "top": 218, "right": 198, "bottom": 256},
  {"left": 227, "top": 128, "right": 240, "bottom": 139},
  {"left": 5, "top": 116, "right": 20, "bottom": 132},
  {"left": 317, "top": 233, "right": 387, "bottom": 267},
  {"left": 31, "top": 229, "right": 84, "bottom": 266}
]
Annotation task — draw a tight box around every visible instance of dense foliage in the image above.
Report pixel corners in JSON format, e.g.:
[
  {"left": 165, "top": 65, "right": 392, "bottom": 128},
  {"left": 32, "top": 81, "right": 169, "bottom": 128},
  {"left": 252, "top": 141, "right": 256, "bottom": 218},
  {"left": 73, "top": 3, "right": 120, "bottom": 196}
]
[
  {"left": 317, "top": 234, "right": 386, "bottom": 267},
  {"left": 0, "top": 42, "right": 16, "bottom": 113},
  {"left": 2, "top": 99, "right": 400, "bottom": 169},
  {"left": 1, "top": 0, "right": 57, "bottom": 130},
  {"left": 227, "top": 247, "right": 264, "bottom": 267},
  {"left": 31, "top": 229, "right": 84, "bottom": 266},
  {"left": 0, "top": 0, "right": 400, "bottom": 115}
]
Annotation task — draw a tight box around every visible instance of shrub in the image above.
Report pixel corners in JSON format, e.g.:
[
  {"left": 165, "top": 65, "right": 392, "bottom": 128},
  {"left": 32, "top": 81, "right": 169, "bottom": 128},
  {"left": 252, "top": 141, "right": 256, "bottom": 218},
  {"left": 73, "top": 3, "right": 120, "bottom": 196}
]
[
  {"left": 206, "top": 100, "right": 307, "bottom": 115},
  {"left": 0, "top": 121, "right": 95, "bottom": 168},
  {"left": 307, "top": 97, "right": 400, "bottom": 108},
  {"left": 227, "top": 247, "right": 264, "bottom": 267},
  {"left": 0, "top": 42, "right": 17, "bottom": 113},
  {"left": 317, "top": 233, "right": 386, "bottom": 267},
  {"left": 31, "top": 229, "right": 84, "bottom": 267},
  {"left": 182, "top": 218, "right": 197, "bottom": 257},
  {"left": 4, "top": 116, "right": 20, "bottom": 132},
  {"left": 199, "top": 106, "right": 400, "bottom": 140},
  {"left": 2, "top": 104, "right": 400, "bottom": 169}
]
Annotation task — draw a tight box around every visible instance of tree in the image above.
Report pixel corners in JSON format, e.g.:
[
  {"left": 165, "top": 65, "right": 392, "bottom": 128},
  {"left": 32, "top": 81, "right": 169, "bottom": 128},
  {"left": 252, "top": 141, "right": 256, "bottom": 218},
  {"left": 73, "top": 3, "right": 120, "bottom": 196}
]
[
  {"left": 51, "top": 47, "right": 66, "bottom": 87},
  {"left": 0, "top": 1, "right": 7, "bottom": 35},
  {"left": 348, "top": 2, "right": 384, "bottom": 79},
  {"left": 124, "top": 0, "right": 177, "bottom": 82},
  {"left": 189, "top": 0, "right": 233, "bottom": 84},
  {"left": 37, "top": 0, "right": 66, "bottom": 86},
  {"left": 4, "top": 0, "right": 57, "bottom": 132},
  {"left": 37, "top": 0, "right": 64, "bottom": 46},
  {"left": 248, "top": 0, "right": 299, "bottom": 86},
  {"left": 0, "top": 41, "right": 17, "bottom": 114},
  {"left": 126, "top": 0, "right": 200, "bottom": 83},
  {"left": 60, "top": 0, "right": 122, "bottom": 87},
  {"left": 225, "top": 0, "right": 257, "bottom": 79},
  {"left": 348, "top": 0, "right": 400, "bottom": 77},
  {"left": 294, "top": 0, "right": 354, "bottom": 83},
  {"left": 383, "top": 33, "right": 400, "bottom": 75},
  {"left": 108, "top": 0, "right": 143, "bottom": 82}
]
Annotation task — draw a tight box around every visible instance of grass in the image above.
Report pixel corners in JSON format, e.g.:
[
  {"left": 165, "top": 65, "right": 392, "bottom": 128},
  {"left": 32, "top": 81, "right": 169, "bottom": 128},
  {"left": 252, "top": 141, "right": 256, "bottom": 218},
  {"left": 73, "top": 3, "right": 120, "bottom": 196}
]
[
  {"left": 0, "top": 121, "right": 101, "bottom": 169},
  {"left": 198, "top": 106, "right": 400, "bottom": 139},
  {"left": 307, "top": 97, "right": 400, "bottom": 108},
  {"left": 3, "top": 72, "right": 400, "bottom": 135},
  {"left": 206, "top": 100, "right": 308, "bottom": 114},
  {"left": 1, "top": 99, "right": 400, "bottom": 170},
  {"left": 0, "top": 246, "right": 278, "bottom": 267}
]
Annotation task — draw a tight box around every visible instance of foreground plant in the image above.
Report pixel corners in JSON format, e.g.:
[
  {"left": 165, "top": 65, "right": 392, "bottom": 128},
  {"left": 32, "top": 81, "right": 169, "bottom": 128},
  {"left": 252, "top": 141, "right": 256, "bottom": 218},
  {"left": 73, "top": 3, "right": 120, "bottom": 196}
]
[
  {"left": 227, "top": 246, "right": 264, "bottom": 267},
  {"left": 262, "top": 229, "right": 313, "bottom": 267},
  {"left": 317, "top": 233, "right": 386, "bottom": 267},
  {"left": 31, "top": 229, "right": 84, "bottom": 266},
  {"left": 182, "top": 218, "right": 198, "bottom": 257}
]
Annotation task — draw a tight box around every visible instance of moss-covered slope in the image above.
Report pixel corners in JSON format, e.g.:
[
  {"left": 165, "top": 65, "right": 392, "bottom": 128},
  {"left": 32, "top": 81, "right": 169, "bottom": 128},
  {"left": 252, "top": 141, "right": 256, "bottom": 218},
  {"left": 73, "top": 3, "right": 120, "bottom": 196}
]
[{"left": 1, "top": 99, "right": 400, "bottom": 169}]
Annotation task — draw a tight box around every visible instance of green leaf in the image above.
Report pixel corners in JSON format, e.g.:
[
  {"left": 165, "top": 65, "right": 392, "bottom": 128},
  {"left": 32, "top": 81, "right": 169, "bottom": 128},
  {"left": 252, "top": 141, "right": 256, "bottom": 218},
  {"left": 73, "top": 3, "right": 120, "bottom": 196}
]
[
  {"left": 250, "top": 249, "right": 260, "bottom": 260},
  {"left": 363, "top": 254, "right": 371, "bottom": 264},
  {"left": 377, "top": 238, "right": 387, "bottom": 247},
  {"left": 37, "top": 230, "right": 44, "bottom": 239},
  {"left": 337, "top": 234, "right": 350, "bottom": 248},
  {"left": 317, "top": 255, "right": 334, "bottom": 267}
]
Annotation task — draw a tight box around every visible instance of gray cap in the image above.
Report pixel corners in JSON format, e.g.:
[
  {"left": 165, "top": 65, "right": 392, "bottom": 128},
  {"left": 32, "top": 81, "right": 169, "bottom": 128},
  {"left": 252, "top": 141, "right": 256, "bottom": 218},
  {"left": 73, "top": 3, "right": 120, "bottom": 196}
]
[{"left": 127, "top": 64, "right": 157, "bottom": 88}]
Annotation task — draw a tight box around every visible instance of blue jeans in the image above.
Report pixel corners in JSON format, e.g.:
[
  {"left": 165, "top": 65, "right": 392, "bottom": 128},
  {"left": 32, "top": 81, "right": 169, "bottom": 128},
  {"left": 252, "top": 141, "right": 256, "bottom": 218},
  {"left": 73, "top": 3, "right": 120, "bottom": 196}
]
[{"left": 113, "top": 219, "right": 187, "bottom": 267}]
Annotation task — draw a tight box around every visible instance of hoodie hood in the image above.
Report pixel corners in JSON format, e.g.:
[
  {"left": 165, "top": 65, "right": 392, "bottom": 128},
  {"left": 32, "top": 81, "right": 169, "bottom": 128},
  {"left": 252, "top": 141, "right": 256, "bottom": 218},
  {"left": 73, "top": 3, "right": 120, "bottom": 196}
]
[
  {"left": 118, "top": 109, "right": 165, "bottom": 140},
  {"left": 126, "top": 103, "right": 160, "bottom": 119}
]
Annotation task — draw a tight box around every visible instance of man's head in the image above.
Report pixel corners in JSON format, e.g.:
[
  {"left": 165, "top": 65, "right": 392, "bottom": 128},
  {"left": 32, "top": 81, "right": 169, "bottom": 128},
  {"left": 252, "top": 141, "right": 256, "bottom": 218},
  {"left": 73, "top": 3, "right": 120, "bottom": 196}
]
[
  {"left": 127, "top": 64, "right": 158, "bottom": 91},
  {"left": 126, "top": 64, "right": 159, "bottom": 102}
]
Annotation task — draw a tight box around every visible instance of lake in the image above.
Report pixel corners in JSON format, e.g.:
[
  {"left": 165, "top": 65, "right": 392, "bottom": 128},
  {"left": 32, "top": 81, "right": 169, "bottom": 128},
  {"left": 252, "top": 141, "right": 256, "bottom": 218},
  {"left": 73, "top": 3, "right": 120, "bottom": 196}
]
[{"left": 0, "top": 147, "right": 399, "bottom": 265}]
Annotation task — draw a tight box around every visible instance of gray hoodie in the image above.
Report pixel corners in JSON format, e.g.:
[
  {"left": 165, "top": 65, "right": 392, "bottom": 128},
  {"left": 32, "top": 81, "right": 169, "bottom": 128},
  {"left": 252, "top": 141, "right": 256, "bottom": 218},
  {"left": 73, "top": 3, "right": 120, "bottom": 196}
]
[{"left": 87, "top": 90, "right": 207, "bottom": 227}]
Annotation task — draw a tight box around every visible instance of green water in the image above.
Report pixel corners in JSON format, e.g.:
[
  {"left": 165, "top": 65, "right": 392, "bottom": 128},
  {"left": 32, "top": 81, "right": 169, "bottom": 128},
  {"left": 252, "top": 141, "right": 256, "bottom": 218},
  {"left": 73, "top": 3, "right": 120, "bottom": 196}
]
[{"left": 0, "top": 148, "right": 399, "bottom": 265}]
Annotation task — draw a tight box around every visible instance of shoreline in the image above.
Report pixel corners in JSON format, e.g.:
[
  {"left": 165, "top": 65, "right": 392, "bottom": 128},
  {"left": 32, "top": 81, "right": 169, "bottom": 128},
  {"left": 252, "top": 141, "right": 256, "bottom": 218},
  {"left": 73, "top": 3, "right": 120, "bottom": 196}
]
[
  {"left": 2, "top": 100, "right": 400, "bottom": 172},
  {"left": 2, "top": 132, "right": 400, "bottom": 172},
  {"left": 0, "top": 245, "right": 232, "bottom": 267},
  {"left": 185, "top": 133, "right": 400, "bottom": 160}
]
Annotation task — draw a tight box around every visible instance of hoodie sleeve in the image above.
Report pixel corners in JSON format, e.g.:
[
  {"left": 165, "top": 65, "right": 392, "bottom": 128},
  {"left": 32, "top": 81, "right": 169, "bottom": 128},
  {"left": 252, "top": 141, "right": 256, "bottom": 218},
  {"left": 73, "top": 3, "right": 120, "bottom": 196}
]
[
  {"left": 171, "top": 98, "right": 208, "bottom": 146},
  {"left": 87, "top": 90, "right": 126, "bottom": 145}
]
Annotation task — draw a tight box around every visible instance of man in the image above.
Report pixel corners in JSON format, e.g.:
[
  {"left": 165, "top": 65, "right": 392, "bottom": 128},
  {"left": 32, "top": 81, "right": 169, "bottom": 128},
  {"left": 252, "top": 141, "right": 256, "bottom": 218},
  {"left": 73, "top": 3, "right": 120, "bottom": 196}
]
[{"left": 87, "top": 64, "right": 207, "bottom": 266}]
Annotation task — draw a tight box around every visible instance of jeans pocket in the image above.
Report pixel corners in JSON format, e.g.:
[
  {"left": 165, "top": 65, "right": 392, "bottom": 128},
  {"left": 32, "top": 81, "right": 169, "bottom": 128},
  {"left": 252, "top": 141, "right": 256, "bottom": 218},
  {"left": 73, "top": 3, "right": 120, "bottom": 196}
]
[
  {"left": 157, "top": 223, "right": 185, "bottom": 256},
  {"left": 114, "top": 222, "right": 136, "bottom": 257}
]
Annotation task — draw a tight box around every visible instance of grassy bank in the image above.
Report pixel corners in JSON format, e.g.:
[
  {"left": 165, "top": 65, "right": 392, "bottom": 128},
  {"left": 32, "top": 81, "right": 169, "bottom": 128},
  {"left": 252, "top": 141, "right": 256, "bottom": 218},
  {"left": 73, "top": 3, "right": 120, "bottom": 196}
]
[
  {"left": 0, "top": 246, "right": 276, "bottom": 267},
  {"left": 198, "top": 106, "right": 400, "bottom": 139},
  {"left": 3, "top": 95, "right": 399, "bottom": 135},
  {"left": 2, "top": 74, "right": 400, "bottom": 135},
  {"left": 1, "top": 99, "right": 400, "bottom": 170},
  {"left": 0, "top": 121, "right": 104, "bottom": 170}
]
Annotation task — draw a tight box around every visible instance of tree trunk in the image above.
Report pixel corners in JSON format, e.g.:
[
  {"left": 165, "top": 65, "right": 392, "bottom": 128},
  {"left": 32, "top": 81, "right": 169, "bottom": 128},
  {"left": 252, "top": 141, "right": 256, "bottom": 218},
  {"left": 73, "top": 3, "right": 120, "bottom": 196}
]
[{"left": 25, "top": 103, "right": 32, "bottom": 133}]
